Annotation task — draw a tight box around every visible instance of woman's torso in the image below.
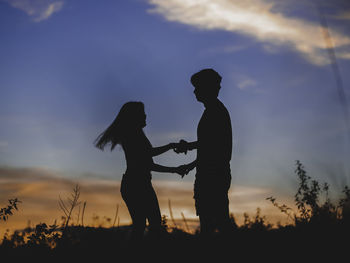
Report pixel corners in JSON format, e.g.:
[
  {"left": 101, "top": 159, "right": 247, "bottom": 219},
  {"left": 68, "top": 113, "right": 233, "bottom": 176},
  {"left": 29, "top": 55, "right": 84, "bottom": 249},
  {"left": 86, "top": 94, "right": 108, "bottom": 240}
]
[{"left": 122, "top": 130, "right": 153, "bottom": 182}]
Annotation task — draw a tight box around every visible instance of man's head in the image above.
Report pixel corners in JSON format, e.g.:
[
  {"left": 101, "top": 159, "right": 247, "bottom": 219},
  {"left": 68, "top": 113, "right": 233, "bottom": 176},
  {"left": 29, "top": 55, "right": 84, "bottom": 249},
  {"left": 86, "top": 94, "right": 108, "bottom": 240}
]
[{"left": 190, "top": 68, "right": 222, "bottom": 103}]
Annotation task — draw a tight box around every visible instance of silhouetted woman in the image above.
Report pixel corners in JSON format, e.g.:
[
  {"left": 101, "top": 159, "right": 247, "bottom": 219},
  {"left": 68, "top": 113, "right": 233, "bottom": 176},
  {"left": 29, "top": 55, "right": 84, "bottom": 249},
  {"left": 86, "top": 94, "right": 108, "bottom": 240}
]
[{"left": 94, "top": 101, "right": 184, "bottom": 241}]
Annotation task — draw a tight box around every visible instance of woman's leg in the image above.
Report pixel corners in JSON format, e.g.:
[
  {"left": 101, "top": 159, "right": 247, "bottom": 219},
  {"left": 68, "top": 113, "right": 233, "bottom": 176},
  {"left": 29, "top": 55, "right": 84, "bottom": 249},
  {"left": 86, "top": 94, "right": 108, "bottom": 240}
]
[
  {"left": 126, "top": 200, "right": 147, "bottom": 241},
  {"left": 145, "top": 184, "right": 162, "bottom": 235},
  {"left": 121, "top": 180, "right": 147, "bottom": 241}
]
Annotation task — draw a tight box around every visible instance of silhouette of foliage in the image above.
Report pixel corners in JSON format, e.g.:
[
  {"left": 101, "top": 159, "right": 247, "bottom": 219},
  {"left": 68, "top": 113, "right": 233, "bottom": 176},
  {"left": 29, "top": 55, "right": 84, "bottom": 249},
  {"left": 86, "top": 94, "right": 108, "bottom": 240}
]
[
  {"left": 1, "top": 222, "right": 61, "bottom": 249},
  {"left": 267, "top": 160, "right": 349, "bottom": 227},
  {"left": 0, "top": 198, "right": 21, "bottom": 221},
  {"left": 242, "top": 208, "right": 272, "bottom": 231},
  {"left": 26, "top": 223, "right": 61, "bottom": 248}
]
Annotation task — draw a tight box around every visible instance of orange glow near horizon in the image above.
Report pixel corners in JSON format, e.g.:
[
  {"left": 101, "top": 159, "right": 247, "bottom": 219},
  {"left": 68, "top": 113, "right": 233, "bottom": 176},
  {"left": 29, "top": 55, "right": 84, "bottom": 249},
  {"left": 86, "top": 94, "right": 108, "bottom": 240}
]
[{"left": 0, "top": 167, "right": 293, "bottom": 237}]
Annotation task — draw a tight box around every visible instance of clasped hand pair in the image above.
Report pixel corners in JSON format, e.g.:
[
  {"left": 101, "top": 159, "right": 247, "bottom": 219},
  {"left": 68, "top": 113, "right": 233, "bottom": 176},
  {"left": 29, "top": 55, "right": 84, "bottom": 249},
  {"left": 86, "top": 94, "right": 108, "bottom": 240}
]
[
  {"left": 173, "top": 139, "right": 189, "bottom": 155},
  {"left": 170, "top": 140, "right": 192, "bottom": 178}
]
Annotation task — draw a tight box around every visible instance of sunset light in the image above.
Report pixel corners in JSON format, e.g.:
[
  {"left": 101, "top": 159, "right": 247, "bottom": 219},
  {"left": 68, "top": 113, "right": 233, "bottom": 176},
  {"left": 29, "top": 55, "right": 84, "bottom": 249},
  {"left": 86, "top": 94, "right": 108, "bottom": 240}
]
[{"left": 1, "top": 0, "right": 349, "bottom": 259}]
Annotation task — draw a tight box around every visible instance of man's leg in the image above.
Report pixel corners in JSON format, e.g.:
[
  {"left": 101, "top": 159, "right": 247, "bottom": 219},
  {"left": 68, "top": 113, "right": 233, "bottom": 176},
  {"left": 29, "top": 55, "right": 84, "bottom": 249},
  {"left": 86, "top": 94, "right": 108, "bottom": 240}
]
[
  {"left": 216, "top": 192, "right": 235, "bottom": 234},
  {"left": 199, "top": 213, "right": 215, "bottom": 236},
  {"left": 196, "top": 196, "right": 215, "bottom": 236}
]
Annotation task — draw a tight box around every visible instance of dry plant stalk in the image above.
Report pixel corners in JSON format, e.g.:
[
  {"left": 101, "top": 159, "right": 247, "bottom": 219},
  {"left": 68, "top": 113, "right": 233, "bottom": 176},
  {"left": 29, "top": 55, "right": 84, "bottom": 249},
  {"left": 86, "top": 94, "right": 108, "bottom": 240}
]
[
  {"left": 58, "top": 184, "right": 81, "bottom": 230},
  {"left": 168, "top": 199, "right": 177, "bottom": 228},
  {"left": 181, "top": 212, "right": 190, "bottom": 233},
  {"left": 81, "top": 201, "right": 87, "bottom": 226},
  {"left": 112, "top": 204, "right": 119, "bottom": 227}
]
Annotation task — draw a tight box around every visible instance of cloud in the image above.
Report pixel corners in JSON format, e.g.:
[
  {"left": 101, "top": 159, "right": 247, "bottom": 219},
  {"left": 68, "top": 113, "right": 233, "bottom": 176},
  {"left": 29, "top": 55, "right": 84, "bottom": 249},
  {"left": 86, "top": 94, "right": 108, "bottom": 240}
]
[
  {"left": 201, "top": 44, "right": 248, "bottom": 56},
  {"left": 3, "top": 0, "right": 64, "bottom": 22},
  {"left": 337, "top": 51, "right": 350, "bottom": 59},
  {"left": 237, "top": 77, "right": 257, "bottom": 90},
  {"left": 0, "top": 166, "right": 290, "bottom": 235},
  {"left": 229, "top": 73, "right": 259, "bottom": 92},
  {"left": 148, "top": 0, "right": 350, "bottom": 65},
  {"left": 333, "top": 10, "right": 350, "bottom": 20}
]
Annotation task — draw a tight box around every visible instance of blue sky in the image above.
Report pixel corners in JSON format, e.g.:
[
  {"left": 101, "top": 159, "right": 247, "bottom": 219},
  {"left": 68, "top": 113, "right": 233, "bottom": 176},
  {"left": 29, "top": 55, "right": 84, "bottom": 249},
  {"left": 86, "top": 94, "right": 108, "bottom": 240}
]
[{"left": 1, "top": 0, "right": 350, "bottom": 197}]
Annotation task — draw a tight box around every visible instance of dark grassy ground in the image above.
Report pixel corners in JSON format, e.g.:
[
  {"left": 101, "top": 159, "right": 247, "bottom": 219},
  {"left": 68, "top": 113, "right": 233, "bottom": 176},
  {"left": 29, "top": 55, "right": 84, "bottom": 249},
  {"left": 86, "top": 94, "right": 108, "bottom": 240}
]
[{"left": 1, "top": 221, "right": 348, "bottom": 262}]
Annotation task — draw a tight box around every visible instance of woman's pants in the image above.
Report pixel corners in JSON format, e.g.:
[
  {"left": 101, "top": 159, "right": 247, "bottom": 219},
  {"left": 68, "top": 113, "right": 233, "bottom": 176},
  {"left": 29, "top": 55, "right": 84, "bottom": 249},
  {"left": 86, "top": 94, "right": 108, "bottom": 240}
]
[{"left": 121, "top": 176, "right": 161, "bottom": 240}]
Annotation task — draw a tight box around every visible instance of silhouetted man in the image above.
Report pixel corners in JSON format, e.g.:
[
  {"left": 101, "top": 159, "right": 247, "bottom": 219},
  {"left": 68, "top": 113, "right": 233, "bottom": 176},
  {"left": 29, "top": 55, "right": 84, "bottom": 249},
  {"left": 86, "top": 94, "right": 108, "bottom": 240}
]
[{"left": 176, "top": 68, "right": 233, "bottom": 235}]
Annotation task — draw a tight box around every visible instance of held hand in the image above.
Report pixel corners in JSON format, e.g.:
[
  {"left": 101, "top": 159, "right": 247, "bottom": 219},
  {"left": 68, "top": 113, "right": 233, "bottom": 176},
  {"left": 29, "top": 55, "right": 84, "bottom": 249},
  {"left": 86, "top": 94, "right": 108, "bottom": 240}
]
[
  {"left": 173, "top": 139, "right": 188, "bottom": 154},
  {"left": 169, "top": 143, "right": 177, "bottom": 150},
  {"left": 175, "top": 164, "right": 191, "bottom": 178}
]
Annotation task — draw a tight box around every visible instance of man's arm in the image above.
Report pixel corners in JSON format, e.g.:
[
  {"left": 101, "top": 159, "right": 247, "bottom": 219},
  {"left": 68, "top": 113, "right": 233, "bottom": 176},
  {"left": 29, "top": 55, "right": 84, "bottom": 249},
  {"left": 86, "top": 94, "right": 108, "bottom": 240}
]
[
  {"left": 185, "top": 159, "right": 197, "bottom": 170},
  {"left": 186, "top": 141, "right": 198, "bottom": 151}
]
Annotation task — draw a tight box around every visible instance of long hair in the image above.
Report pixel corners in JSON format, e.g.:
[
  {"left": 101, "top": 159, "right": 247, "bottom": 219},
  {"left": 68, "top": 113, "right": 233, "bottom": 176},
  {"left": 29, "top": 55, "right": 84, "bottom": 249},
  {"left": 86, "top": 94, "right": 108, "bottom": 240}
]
[{"left": 94, "top": 101, "right": 145, "bottom": 151}]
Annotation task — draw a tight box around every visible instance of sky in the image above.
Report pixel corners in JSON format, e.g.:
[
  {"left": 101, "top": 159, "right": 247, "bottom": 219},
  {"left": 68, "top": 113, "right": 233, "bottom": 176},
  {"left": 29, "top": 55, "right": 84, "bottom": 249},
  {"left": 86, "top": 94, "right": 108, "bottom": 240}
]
[{"left": 1, "top": 0, "right": 350, "bottom": 233}]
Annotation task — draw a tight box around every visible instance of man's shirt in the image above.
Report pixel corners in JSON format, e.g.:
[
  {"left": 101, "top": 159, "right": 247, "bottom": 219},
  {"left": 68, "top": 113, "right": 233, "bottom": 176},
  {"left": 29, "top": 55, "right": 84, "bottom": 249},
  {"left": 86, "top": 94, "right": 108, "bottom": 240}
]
[{"left": 196, "top": 99, "right": 232, "bottom": 175}]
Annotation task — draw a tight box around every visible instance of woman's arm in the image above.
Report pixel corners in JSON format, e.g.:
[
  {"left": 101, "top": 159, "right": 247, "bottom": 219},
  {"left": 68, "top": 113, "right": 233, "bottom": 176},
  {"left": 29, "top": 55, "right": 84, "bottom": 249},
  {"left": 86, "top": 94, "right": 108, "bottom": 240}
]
[
  {"left": 151, "top": 163, "right": 177, "bottom": 173},
  {"left": 151, "top": 163, "right": 188, "bottom": 176},
  {"left": 151, "top": 143, "right": 176, "bottom": 157},
  {"left": 150, "top": 160, "right": 197, "bottom": 177},
  {"left": 152, "top": 140, "right": 198, "bottom": 156}
]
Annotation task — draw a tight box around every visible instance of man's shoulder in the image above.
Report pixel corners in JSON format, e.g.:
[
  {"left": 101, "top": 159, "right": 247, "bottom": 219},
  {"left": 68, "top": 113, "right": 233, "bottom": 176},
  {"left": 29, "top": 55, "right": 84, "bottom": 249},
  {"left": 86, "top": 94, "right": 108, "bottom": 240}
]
[
  {"left": 217, "top": 99, "right": 228, "bottom": 110},
  {"left": 202, "top": 100, "right": 231, "bottom": 123},
  {"left": 213, "top": 100, "right": 230, "bottom": 118}
]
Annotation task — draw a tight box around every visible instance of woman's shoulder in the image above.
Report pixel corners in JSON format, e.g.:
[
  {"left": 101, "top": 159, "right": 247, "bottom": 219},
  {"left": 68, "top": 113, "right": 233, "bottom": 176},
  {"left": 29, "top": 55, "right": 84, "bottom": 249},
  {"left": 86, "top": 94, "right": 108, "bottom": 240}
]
[{"left": 122, "top": 130, "right": 152, "bottom": 151}]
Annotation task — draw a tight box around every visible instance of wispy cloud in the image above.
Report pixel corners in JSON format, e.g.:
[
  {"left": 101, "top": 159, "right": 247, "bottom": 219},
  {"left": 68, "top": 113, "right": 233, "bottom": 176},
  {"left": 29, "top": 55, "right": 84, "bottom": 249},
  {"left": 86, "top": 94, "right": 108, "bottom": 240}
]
[
  {"left": 230, "top": 73, "right": 259, "bottom": 92},
  {"left": 148, "top": 0, "right": 350, "bottom": 65},
  {"left": 237, "top": 77, "right": 257, "bottom": 91},
  {"left": 198, "top": 44, "right": 248, "bottom": 57},
  {"left": 3, "top": 0, "right": 64, "bottom": 22}
]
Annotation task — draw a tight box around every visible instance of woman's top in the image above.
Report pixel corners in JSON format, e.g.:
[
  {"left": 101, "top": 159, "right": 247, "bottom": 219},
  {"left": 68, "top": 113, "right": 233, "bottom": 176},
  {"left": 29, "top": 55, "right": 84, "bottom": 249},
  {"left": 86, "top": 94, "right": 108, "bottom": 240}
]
[{"left": 122, "top": 129, "right": 153, "bottom": 181}]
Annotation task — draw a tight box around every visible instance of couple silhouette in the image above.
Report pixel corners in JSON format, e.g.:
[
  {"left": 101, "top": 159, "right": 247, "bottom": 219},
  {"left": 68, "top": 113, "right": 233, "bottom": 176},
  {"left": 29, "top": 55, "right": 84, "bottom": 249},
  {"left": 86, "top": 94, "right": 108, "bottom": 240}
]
[{"left": 95, "top": 68, "right": 233, "bottom": 241}]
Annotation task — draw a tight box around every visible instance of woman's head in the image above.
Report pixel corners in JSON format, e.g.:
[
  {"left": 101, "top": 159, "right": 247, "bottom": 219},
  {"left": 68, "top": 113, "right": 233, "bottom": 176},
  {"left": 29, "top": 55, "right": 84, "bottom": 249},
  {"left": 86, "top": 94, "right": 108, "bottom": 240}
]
[
  {"left": 94, "top": 101, "right": 146, "bottom": 151},
  {"left": 117, "top": 101, "right": 146, "bottom": 129}
]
